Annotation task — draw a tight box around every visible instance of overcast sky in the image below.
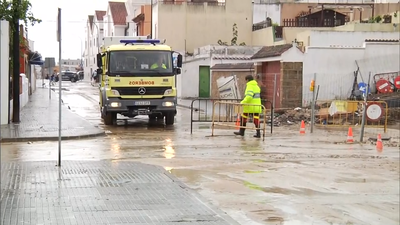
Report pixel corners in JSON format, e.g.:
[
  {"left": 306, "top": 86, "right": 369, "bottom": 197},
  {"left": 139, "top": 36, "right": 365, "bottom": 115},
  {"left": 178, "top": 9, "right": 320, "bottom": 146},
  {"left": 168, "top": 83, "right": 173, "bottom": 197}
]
[{"left": 28, "top": 0, "right": 113, "bottom": 61}]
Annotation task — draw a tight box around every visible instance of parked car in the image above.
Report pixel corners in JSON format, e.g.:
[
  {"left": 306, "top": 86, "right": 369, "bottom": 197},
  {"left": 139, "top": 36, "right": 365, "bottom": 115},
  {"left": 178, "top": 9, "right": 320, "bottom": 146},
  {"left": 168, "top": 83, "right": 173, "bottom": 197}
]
[
  {"left": 60, "top": 71, "right": 79, "bottom": 82},
  {"left": 77, "top": 71, "right": 84, "bottom": 80}
]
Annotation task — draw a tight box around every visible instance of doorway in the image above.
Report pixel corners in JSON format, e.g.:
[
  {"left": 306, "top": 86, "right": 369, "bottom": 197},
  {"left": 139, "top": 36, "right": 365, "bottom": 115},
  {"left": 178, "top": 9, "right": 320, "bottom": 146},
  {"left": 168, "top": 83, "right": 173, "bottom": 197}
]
[{"left": 198, "top": 66, "right": 210, "bottom": 98}]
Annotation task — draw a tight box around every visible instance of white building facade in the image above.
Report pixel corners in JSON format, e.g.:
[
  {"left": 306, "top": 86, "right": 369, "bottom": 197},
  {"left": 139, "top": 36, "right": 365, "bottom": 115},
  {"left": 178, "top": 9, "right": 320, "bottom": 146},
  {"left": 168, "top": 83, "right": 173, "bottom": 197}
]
[
  {"left": 179, "top": 45, "right": 263, "bottom": 98},
  {"left": 84, "top": 15, "right": 95, "bottom": 80},
  {"left": 302, "top": 31, "right": 400, "bottom": 104},
  {"left": 103, "top": 2, "right": 127, "bottom": 37},
  {"left": 0, "top": 20, "right": 10, "bottom": 125}
]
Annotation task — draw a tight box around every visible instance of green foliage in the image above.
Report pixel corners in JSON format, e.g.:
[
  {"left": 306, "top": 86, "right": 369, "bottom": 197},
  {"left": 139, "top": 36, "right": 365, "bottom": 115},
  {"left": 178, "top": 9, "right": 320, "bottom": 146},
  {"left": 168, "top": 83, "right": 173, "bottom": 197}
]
[
  {"left": 0, "top": 0, "right": 41, "bottom": 26},
  {"left": 217, "top": 40, "right": 228, "bottom": 46},
  {"left": 374, "top": 15, "right": 382, "bottom": 23},
  {"left": 217, "top": 23, "right": 246, "bottom": 46},
  {"left": 0, "top": 0, "right": 41, "bottom": 73},
  {"left": 230, "top": 23, "right": 238, "bottom": 45},
  {"left": 367, "top": 17, "right": 375, "bottom": 23}
]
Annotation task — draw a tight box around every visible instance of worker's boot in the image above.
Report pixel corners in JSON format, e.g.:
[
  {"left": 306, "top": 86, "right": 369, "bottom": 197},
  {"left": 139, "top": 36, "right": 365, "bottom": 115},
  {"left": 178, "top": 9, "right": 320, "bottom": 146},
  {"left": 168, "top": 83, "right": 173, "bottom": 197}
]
[
  {"left": 234, "top": 128, "right": 246, "bottom": 136},
  {"left": 234, "top": 119, "right": 246, "bottom": 136},
  {"left": 254, "top": 124, "right": 261, "bottom": 138}
]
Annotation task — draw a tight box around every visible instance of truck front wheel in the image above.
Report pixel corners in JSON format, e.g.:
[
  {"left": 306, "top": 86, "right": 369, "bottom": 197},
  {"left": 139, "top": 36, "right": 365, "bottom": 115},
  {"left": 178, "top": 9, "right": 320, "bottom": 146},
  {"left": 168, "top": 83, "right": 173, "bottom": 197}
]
[
  {"left": 104, "top": 112, "right": 117, "bottom": 125},
  {"left": 165, "top": 113, "right": 175, "bottom": 126}
]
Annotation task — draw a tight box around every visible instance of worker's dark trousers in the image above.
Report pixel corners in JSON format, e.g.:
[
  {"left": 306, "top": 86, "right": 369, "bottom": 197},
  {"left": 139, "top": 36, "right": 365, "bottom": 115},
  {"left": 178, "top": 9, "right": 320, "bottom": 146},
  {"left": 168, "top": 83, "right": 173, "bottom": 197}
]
[{"left": 234, "top": 113, "right": 261, "bottom": 137}]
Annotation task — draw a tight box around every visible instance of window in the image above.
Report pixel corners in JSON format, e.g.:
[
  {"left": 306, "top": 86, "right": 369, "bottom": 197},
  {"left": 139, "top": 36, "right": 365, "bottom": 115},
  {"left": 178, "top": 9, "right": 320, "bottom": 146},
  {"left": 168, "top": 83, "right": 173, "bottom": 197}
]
[{"left": 108, "top": 50, "right": 172, "bottom": 76}]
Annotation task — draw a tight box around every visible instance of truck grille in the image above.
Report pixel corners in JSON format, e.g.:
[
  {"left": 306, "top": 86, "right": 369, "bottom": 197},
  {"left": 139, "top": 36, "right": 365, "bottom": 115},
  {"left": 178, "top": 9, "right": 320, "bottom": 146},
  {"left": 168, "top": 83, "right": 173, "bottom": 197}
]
[{"left": 112, "top": 87, "right": 171, "bottom": 96}]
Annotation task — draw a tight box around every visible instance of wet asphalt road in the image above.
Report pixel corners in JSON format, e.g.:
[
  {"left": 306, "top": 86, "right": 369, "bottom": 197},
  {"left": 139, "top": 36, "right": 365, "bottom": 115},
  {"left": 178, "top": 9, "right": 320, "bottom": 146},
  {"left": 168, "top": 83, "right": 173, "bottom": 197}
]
[{"left": 1, "top": 80, "right": 399, "bottom": 225}]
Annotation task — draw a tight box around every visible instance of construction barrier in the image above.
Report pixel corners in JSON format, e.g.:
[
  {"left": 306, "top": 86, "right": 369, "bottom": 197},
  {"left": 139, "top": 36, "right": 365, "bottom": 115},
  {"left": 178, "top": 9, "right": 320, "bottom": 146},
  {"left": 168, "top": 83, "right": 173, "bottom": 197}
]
[
  {"left": 316, "top": 100, "right": 388, "bottom": 132},
  {"left": 211, "top": 101, "right": 268, "bottom": 141},
  {"left": 190, "top": 98, "right": 240, "bottom": 134},
  {"left": 190, "top": 98, "right": 274, "bottom": 134}
]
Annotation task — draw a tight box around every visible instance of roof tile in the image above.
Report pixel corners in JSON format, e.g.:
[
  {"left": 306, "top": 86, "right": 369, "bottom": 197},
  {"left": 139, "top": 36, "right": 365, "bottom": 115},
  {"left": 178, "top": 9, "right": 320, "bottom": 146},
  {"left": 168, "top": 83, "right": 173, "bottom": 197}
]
[
  {"left": 88, "top": 15, "right": 94, "bottom": 31},
  {"left": 211, "top": 63, "right": 254, "bottom": 70},
  {"left": 212, "top": 56, "right": 252, "bottom": 60},
  {"left": 251, "top": 44, "right": 292, "bottom": 59},
  {"left": 109, "top": 1, "right": 127, "bottom": 25},
  {"left": 365, "top": 39, "right": 399, "bottom": 43},
  {"left": 95, "top": 10, "right": 106, "bottom": 21}
]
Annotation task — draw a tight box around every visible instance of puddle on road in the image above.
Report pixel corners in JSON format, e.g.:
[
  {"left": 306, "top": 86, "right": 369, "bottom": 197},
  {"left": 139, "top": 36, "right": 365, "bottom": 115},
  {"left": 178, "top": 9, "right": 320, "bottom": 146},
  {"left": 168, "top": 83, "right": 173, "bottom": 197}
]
[
  {"left": 163, "top": 138, "right": 175, "bottom": 159},
  {"left": 244, "top": 181, "right": 263, "bottom": 191},
  {"left": 169, "top": 169, "right": 207, "bottom": 186},
  {"left": 244, "top": 170, "right": 263, "bottom": 174},
  {"left": 243, "top": 181, "right": 334, "bottom": 197}
]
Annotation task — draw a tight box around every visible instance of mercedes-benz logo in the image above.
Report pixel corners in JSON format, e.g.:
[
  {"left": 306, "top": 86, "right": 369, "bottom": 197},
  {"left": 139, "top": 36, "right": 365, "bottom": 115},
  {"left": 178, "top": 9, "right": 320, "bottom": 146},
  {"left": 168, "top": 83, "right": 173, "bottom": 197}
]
[{"left": 138, "top": 87, "right": 146, "bottom": 95}]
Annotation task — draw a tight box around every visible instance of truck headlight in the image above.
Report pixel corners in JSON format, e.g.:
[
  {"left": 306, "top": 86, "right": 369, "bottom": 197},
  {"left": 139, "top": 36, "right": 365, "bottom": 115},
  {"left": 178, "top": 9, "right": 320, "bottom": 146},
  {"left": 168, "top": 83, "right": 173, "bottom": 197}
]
[
  {"left": 162, "top": 102, "right": 174, "bottom": 107},
  {"left": 111, "top": 90, "right": 120, "bottom": 96},
  {"left": 164, "top": 89, "right": 173, "bottom": 95},
  {"left": 109, "top": 102, "right": 121, "bottom": 107}
]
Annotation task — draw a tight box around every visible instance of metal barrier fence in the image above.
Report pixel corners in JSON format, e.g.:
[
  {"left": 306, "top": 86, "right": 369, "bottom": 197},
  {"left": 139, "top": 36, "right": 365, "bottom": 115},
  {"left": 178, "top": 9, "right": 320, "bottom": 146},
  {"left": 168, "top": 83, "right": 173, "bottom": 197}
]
[
  {"left": 315, "top": 100, "right": 389, "bottom": 132},
  {"left": 190, "top": 98, "right": 274, "bottom": 134},
  {"left": 211, "top": 101, "right": 268, "bottom": 141}
]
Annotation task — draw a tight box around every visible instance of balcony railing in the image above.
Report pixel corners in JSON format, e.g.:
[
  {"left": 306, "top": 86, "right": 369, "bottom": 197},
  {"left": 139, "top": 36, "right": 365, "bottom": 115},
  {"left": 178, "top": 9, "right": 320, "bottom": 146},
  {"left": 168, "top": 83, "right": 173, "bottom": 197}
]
[
  {"left": 253, "top": 0, "right": 374, "bottom": 3},
  {"left": 252, "top": 21, "right": 272, "bottom": 31},
  {"left": 282, "top": 18, "right": 343, "bottom": 27},
  {"left": 156, "top": 0, "right": 225, "bottom": 6},
  {"left": 275, "top": 26, "right": 283, "bottom": 39}
]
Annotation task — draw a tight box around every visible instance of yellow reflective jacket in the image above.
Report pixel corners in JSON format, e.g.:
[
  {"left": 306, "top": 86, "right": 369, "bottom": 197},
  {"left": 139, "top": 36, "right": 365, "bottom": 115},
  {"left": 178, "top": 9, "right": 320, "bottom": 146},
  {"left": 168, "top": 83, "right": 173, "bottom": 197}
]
[
  {"left": 151, "top": 63, "right": 166, "bottom": 69},
  {"left": 241, "top": 80, "right": 262, "bottom": 113}
]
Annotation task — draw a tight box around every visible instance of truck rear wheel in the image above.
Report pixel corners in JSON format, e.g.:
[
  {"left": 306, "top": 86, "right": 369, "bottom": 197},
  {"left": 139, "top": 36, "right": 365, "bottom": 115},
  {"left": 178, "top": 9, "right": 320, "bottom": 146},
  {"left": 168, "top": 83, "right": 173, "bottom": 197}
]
[
  {"left": 165, "top": 113, "right": 175, "bottom": 126},
  {"left": 104, "top": 112, "right": 117, "bottom": 125}
]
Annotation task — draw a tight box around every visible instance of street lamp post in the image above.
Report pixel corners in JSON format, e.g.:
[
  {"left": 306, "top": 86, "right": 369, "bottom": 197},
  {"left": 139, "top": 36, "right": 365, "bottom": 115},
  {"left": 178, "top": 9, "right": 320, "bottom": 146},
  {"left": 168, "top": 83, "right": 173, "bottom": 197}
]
[
  {"left": 92, "top": 22, "right": 101, "bottom": 53},
  {"left": 11, "top": 0, "right": 21, "bottom": 122}
]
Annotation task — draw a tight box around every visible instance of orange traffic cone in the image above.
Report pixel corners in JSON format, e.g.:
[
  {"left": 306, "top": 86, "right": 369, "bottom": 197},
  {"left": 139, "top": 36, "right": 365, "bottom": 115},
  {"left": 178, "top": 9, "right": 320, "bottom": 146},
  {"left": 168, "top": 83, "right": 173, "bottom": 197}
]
[
  {"left": 299, "top": 120, "right": 305, "bottom": 134},
  {"left": 376, "top": 134, "right": 383, "bottom": 152},
  {"left": 346, "top": 127, "right": 354, "bottom": 143},
  {"left": 235, "top": 114, "right": 240, "bottom": 130}
]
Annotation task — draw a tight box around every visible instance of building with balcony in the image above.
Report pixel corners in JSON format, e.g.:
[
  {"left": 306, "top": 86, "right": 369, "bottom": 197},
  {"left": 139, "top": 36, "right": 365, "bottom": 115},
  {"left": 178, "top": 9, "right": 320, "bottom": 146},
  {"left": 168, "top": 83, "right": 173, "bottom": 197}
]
[
  {"left": 132, "top": 5, "right": 152, "bottom": 36},
  {"left": 125, "top": 0, "right": 152, "bottom": 36},
  {"left": 253, "top": 0, "right": 399, "bottom": 26},
  {"left": 252, "top": 0, "right": 400, "bottom": 47}
]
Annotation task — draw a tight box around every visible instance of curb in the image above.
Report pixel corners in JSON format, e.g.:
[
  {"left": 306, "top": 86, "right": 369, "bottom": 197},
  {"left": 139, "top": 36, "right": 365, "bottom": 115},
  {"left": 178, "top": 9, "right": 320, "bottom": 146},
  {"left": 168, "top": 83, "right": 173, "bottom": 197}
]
[
  {"left": 177, "top": 104, "right": 192, "bottom": 110},
  {"left": 0, "top": 131, "right": 106, "bottom": 143}
]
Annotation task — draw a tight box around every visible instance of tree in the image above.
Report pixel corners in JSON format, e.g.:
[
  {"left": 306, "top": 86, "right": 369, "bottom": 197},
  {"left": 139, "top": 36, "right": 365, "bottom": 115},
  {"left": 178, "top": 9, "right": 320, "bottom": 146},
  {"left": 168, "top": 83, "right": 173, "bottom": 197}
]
[
  {"left": 0, "top": 0, "right": 41, "bottom": 26},
  {"left": 217, "top": 23, "right": 246, "bottom": 46},
  {"left": 0, "top": 0, "right": 41, "bottom": 73}
]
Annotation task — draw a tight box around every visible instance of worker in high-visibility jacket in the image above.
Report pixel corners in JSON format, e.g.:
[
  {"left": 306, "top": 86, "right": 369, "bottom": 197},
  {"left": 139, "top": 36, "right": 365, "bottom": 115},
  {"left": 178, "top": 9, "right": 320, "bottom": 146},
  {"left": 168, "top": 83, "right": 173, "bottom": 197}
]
[{"left": 234, "top": 75, "right": 262, "bottom": 138}]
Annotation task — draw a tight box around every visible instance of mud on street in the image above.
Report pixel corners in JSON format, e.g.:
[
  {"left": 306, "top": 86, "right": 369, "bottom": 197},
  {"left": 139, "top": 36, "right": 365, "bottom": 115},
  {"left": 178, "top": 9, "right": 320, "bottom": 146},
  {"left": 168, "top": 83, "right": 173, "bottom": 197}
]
[{"left": 1, "top": 81, "right": 399, "bottom": 225}]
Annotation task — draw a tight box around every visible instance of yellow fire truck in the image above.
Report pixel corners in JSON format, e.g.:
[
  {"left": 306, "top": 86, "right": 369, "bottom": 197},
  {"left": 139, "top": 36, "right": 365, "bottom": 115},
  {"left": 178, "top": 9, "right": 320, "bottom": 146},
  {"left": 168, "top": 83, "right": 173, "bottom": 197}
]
[{"left": 96, "top": 37, "right": 182, "bottom": 125}]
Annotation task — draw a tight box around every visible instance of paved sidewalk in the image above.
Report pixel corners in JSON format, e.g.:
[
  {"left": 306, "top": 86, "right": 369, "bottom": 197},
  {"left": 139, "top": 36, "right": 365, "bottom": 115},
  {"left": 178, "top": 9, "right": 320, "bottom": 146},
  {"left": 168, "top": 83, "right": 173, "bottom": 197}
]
[
  {"left": 0, "top": 87, "right": 104, "bottom": 142},
  {"left": 0, "top": 160, "right": 237, "bottom": 225}
]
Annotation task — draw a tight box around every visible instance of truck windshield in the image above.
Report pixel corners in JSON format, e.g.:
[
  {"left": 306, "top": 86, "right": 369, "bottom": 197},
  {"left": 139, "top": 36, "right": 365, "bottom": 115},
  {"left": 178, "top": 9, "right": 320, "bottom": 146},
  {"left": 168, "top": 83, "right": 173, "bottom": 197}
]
[{"left": 108, "top": 50, "right": 173, "bottom": 76}]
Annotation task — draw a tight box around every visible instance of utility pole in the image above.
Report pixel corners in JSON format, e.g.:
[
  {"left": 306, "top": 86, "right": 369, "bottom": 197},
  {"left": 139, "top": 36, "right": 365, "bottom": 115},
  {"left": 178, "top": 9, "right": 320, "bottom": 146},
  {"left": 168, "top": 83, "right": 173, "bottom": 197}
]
[
  {"left": 57, "top": 8, "right": 62, "bottom": 167},
  {"left": 150, "top": 0, "right": 153, "bottom": 39},
  {"left": 12, "top": 0, "right": 21, "bottom": 122}
]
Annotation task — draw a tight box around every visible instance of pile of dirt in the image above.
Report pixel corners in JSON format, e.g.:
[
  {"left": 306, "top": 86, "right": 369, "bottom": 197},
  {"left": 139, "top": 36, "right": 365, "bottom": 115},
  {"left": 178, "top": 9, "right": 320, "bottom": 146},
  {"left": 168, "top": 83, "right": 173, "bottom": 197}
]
[
  {"left": 388, "top": 107, "right": 400, "bottom": 122},
  {"left": 272, "top": 108, "right": 311, "bottom": 125}
]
